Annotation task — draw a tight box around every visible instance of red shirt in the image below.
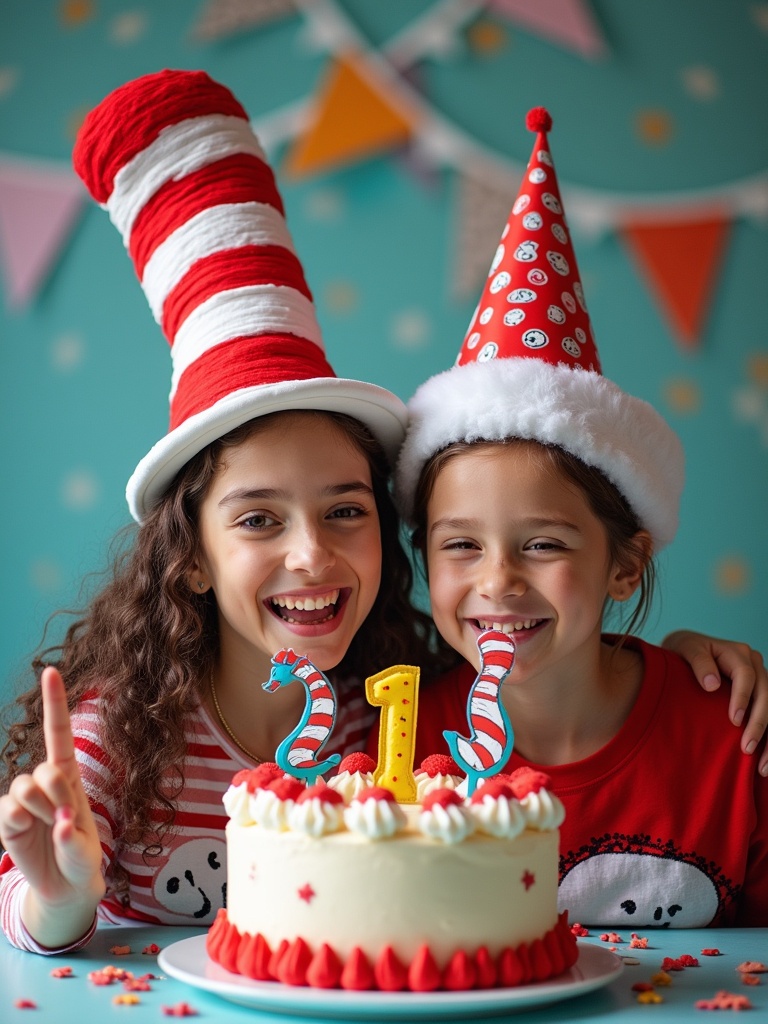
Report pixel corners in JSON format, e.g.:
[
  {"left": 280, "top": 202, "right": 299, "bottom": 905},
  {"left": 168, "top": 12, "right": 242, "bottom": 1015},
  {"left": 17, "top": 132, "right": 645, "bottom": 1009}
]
[{"left": 390, "top": 637, "right": 768, "bottom": 928}]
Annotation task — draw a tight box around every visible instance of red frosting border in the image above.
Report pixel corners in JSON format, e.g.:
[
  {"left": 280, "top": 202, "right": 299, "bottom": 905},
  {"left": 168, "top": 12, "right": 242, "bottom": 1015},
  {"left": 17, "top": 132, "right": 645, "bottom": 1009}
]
[{"left": 206, "top": 909, "right": 578, "bottom": 991}]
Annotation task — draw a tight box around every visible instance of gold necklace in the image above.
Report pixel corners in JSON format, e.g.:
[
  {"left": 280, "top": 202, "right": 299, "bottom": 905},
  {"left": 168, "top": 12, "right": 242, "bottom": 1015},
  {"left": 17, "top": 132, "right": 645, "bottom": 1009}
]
[{"left": 210, "top": 673, "right": 263, "bottom": 764}]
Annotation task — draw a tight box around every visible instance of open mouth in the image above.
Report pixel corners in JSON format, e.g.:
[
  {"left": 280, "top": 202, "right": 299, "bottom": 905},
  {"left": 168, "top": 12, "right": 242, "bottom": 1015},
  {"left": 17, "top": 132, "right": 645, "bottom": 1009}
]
[
  {"left": 267, "top": 588, "right": 347, "bottom": 626},
  {"left": 473, "top": 618, "right": 545, "bottom": 636}
]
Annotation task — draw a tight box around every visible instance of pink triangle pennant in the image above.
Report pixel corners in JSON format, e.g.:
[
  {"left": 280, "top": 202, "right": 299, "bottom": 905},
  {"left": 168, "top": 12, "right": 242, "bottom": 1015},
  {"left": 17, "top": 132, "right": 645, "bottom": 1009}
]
[
  {"left": 0, "top": 157, "right": 85, "bottom": 309},
  {"left": 488, "top": 0, "right": 607, "bottom": 60}
]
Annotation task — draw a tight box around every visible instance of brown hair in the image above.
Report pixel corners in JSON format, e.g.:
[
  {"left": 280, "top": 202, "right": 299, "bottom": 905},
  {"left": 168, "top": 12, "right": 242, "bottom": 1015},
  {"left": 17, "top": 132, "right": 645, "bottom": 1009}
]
[
  {"left": 1, "top": 410, "right": 441, "bottom": 890},
  {"left": 411, "top": 437, "right": 657, "bottom": 640}
]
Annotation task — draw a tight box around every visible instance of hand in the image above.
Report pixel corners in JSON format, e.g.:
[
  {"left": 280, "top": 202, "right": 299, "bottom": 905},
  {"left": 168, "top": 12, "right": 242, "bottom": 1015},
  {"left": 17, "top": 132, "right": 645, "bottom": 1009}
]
[
  {"left": 663, "top": 630, "right": 768, "bottom": 776},
  {"left": 0, "top": 666, "right": 105, "bottom": 944}
]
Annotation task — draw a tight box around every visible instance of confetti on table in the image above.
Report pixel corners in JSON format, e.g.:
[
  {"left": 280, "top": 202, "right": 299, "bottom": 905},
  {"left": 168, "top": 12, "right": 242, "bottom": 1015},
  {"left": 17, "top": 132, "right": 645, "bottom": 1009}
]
[
  {"left": 694, "top": 990, "right": 753, "bottom": 1010},
  {"left": 736, "top": 961, "right": 767, "bottom": 973},
  {"left": 50, "top": 965, "right": 74, "bottom": 977},
  {"left": 123, "top": 978, "right": 152, "bottom": 991},
  {"left": 662, "top": 955, "right": 699, "bottom": 971},
  {"left": 636, "top": 990, "right": 664, "bottom": 1004},
  {"left": 113, "top": 993, "right": 141, "bottom": 1005}
]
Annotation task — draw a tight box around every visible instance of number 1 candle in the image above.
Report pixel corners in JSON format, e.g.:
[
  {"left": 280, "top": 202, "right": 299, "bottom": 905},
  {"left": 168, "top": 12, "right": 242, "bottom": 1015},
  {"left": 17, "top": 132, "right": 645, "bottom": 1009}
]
[{"left": 365, "top": 665, "right": 420, "bottom": 803}]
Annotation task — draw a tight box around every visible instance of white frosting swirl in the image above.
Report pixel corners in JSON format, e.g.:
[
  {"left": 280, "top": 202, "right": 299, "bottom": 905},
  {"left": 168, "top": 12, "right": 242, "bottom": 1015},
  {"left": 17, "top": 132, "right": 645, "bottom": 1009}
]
[
  {"left": 288, "top": 796, "right": 345, "bottom": 837},
  {"left": 419, "top": 801, "right": 475, "bottom": 844},
  {"left": 519, "top": 789, "right": 565, "bottom": 830},
  {"left": 222, "top": 782, "right": 253, "bottom": 825},
  {"left": 343, "top": 797, "right": 406, "bottom": 839},
  {"left": 415, "top": 771, "right": 461, "bottom": 801},
  {"left": 470, "top": 793, "right": 526, "bottom": 839},
  {"left": 327, "top": 769, "right": 374, "bottom": 802},
  {"left": 250, "top": 788, "right": 297, "bottom": 831}
]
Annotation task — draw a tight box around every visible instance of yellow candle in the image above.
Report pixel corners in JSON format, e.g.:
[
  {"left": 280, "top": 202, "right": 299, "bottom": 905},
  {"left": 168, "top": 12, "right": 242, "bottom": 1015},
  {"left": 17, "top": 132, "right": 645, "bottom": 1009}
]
[{"left": 365, "top": 665, "right": 420, "bottom": 804}]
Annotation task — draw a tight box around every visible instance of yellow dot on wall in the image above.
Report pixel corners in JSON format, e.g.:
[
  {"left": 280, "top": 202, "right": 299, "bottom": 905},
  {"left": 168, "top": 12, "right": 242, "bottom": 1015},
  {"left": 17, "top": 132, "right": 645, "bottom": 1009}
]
[
  {"left": 748, "top": 353, "right": 768, "bottom": 389},
  {"left": 60, "top": 0, "right": 94, "bottom": 26},
  {"left": 664, "top": 378, "right": 700, "bottom": 415},
  {"left": 635, "top": 109, "right": 675, "bottom": 146},
  {"left": 324, "top": 280, "right": 358, "bottom": 314},
  {"left": 714, "top": 557, "right": 751, "bottom": 596},
  {"left": 467, "top": 19, "right": 508, "bottom": 54}
]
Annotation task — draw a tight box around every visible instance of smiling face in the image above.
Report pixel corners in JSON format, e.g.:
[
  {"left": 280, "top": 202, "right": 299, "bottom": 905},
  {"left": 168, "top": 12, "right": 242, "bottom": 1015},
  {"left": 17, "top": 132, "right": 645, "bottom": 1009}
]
[
  {"left": 193, "top": 412, "right": 382, "bottom": 676},
  {"left": 425, "top": 441, "right": 633, "bottom": 682}
]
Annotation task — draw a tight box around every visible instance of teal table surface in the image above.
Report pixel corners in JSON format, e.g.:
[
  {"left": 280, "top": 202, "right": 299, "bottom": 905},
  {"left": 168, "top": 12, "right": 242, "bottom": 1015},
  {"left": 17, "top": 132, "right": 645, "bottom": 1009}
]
[{"left": 0, "top": 925, "right": 766, "bottom": 1022}]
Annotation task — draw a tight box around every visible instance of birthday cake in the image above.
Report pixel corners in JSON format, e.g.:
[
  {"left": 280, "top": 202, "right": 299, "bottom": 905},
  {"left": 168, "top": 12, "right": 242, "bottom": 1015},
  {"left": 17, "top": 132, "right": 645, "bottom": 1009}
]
[{"left": 206, "top": 633, "right": 577, "bottom": 991}]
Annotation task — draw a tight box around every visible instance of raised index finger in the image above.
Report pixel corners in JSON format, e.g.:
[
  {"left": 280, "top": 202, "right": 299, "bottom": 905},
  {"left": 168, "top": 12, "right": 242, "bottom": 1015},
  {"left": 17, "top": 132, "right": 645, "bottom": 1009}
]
[{"left": 41, "top": 665, "right": 76, "bottom": 766}]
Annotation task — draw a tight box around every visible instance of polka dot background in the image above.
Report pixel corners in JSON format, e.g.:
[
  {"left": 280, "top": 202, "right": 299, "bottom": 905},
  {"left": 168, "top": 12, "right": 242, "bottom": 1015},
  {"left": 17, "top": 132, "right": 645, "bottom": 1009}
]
[{"left": 0, "top": 0, "right": 767, "bottom": 696}]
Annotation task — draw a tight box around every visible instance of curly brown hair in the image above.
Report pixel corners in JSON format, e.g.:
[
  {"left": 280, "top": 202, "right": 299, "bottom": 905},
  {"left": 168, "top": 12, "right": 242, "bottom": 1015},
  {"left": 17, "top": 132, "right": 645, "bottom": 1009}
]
[{"left": 1, "top": 411, "right": 445, "bottom": 881}]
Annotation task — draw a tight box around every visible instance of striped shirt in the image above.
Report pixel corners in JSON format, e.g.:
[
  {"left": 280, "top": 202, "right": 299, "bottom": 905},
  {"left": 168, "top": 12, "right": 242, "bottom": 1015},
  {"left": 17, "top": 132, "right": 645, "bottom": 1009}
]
[{"left": 0, "top": 678, "right": 375, "bottom": 953}]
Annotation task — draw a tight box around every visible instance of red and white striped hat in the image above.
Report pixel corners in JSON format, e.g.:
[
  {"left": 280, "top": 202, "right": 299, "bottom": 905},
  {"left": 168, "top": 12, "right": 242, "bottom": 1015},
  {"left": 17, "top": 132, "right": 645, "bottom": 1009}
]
[
  {"left": 73, "top": 69, "right": 407, "bottom": 522},
  {"left": 396, "top": 108, "right": 684, "bottom": 550}
]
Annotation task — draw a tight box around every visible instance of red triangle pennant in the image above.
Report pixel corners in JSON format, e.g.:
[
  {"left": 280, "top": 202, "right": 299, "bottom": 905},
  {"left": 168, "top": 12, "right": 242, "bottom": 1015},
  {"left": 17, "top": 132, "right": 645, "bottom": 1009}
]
[{"left": 620, "top": 216, "right": 730, "bottom": 350}]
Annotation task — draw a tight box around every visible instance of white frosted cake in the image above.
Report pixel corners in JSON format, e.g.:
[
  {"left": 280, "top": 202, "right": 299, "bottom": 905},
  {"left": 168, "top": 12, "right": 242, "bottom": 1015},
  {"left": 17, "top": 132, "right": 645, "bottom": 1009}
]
[{"left": 206, "top": 754, "right": 577, "bottom": 991}]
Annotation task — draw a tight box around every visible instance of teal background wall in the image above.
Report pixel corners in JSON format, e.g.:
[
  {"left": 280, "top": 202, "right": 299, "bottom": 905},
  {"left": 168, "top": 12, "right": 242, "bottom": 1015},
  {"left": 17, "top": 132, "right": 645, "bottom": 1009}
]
[{"left": 1, "top": 0, "right": 766, "bottom": 700}]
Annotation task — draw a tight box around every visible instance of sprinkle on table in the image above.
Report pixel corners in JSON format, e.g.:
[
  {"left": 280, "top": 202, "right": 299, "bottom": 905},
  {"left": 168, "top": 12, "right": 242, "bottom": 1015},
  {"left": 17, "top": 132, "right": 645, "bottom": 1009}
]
[
  {"left": 736, "top": 960, "right": 767, "bottom": 973},
  {"left": 701, "top": 948, "right": 722, "bottom": 956},
  {"left": 651, "top": 970, "right": 673, "bottom": 987},
  {"left": 600, "top": 932, "right": 623, "bottom": 943},
  {"left": 694, "top": 990, "right": 753, "bottom": 1011},
  {"left": 636, "top": 990, "right": 664, "bottom": 1004},
  {"left": 109, "top": 944, "right": 132, "bottom": 955},
  {"left": 13, "top": 999, "right": 37, "bottom": 1009},
  {"left": 629, "top": 933, "right": 649, "bottom": 949},
  {"left": 161, "top": 1003, "right": 198, "bottom": 1017},
  {"left": 113, "top": 993, "right": 141, "bottom": 1005},
  {"left": 741, "top": 974, "right": 761, "bottom": 986},
  {"left": 142, "top": 943, "right": 161, "bottom": 955},
  {"left": 571, "top": 923, "right": 589, "bottom": 937},
  {"left": 50, "top": 965, "right": 74, "bottom": 978}
]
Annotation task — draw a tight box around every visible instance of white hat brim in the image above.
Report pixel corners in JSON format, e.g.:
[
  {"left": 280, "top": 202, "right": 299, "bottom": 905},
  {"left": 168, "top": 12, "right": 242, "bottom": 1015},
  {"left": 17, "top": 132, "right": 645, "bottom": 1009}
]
[
  {"left": 395, "top": 359, "right": 684, "bottom": 550},
  {"left": 127, "top": 377, "right": 407, "bottom": 522}
]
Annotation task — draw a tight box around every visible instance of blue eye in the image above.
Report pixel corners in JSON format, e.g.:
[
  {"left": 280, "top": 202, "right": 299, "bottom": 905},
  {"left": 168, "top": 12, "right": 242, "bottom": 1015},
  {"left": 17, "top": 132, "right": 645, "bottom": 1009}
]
[{"left": 241, "top": 513, "right": 277, "bottom": 530}]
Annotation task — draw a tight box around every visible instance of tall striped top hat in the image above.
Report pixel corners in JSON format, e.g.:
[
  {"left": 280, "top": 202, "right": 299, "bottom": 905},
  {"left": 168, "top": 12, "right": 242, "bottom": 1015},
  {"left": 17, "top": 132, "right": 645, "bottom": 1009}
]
[
  {"left": 396, "top": 108, "right": 684, "bottom": 550},
  {"left": 73, "top": 69, "right": 407, "bottom": 522}
]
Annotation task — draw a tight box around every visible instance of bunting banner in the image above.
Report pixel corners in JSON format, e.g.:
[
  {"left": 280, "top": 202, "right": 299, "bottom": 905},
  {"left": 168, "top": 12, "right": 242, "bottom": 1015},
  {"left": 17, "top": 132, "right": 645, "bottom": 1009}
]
[
  {"left": 283, "top": 52, "right": 420, "bottom": 178},
  {"left": 0, "top": 155, "right": 85, "bottom": 310},
  {"left": 190, "top": 0, "right": 297, "bottom": 42},
  {"left": 487, "top": 0, "right": 608, "bottom": 60},
  {"left": 5, "top": 0, "right": 766, "bottom": 348},
  {"left": 621, "top": 217, "right": 731, "bottom": 350}
]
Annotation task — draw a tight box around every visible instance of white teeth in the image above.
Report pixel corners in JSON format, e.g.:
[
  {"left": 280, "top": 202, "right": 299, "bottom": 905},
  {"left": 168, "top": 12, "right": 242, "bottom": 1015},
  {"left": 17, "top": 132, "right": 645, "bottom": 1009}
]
[
  {"left": 271, "top": 589, "right": 340, "bottom": 612},
  {"left": 477, "top": 618, "right": 540, "bottom": 634}
]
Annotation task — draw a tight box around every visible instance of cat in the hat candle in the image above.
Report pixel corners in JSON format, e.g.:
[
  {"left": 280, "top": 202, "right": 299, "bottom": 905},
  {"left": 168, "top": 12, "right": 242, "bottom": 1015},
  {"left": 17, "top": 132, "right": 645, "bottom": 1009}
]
[
  {"left": 396, "top": 109, "right": 768, "bottom": 928},
  {"left": 0, "top": 69, "right": 443, "bottom": 954}
]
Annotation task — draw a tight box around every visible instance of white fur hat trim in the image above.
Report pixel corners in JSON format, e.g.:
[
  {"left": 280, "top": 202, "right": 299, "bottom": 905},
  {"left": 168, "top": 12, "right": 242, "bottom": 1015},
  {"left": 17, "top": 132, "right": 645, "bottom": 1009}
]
[{"left": 395, "top": 358, "right": 684, "bottom": 550}]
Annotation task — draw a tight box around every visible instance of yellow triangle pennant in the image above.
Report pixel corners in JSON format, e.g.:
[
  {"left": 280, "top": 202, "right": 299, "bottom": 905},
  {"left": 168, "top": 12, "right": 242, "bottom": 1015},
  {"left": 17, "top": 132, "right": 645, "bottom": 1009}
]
[{"left": 284, "top": 53, "right": 418, "bottom": 179}]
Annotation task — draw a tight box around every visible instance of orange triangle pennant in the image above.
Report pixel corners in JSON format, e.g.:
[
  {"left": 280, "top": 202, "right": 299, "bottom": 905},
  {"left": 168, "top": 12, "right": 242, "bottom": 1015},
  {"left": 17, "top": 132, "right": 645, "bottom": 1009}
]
[
  {"left": 284, "top": 53, "right": 418, "bottom": 179},
  {"left": 621, "top": 216, "right": 730, "bottom": 349}
]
